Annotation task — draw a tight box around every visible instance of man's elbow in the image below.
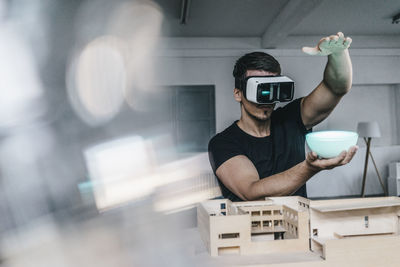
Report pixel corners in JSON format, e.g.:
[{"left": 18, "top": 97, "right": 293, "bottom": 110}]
[
  {"left": 334, "top": 83, "right": 352, "bottom": 95},
  {"left": 241, "top": 181, "right": 273, "bottom": 201},
  {"left": 242, "top": 182, "right": 293, "bottom": 200},
  {"left": 241, "top": 194, "right": 260, "bottom": 201},
  {"left": 323, "top": 79, "right": 352, "bottom": 96},
  {"left": 241, "top": 195, "right": 264, "bottom": 201},
  {"left": 240, "top": 190, "right": 257, "bottom": 201}
]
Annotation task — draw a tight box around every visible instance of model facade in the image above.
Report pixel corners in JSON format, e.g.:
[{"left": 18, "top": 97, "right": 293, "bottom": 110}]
[{"left": 197, "top": 196, "right": 310, "bottom": 256}]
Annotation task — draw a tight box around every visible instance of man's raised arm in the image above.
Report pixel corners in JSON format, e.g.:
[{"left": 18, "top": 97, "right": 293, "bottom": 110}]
[{"left": 300, "top": 32, "right": 353, "bottom": 129}]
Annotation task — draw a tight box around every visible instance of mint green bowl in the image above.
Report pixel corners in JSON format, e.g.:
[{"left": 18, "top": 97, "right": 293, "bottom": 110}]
[{"left": 306, "top": 131, "right": 358, "bottom": 158}]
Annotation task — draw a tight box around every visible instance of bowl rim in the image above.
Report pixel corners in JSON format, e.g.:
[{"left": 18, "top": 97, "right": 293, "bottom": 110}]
[{"left": 306, "top": 130, "right": 358, "bottom": 140}]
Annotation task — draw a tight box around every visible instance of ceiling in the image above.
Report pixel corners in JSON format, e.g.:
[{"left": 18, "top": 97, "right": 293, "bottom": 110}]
[
  {"left": 154, "top": 0, "right": 400, "bottom": 47},
  {"left": 155, "top": 0, "right": 288, "bottom": 37}
]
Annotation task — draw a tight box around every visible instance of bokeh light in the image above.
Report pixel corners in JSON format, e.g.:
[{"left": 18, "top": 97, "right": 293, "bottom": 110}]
[{"left": 68, "top": 35, "right": 126, "bottom": 125}]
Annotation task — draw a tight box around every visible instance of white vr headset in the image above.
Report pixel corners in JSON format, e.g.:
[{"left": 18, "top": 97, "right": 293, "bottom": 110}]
[{"left": 236, "top": 76, "right": 295, "bottom": 104}]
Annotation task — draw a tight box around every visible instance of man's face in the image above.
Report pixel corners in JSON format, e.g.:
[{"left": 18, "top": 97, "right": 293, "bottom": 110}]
[{"left": 235, "top": 70, "right": 278, "bottom": 122}]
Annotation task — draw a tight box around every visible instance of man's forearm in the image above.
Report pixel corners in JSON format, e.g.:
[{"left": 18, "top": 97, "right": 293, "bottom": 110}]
[
  {"left": 323, "top": 49, "right": 353, "bottom": 95},
  {"left": 247, "top": 161, "right": 319, "bottom": 200}
]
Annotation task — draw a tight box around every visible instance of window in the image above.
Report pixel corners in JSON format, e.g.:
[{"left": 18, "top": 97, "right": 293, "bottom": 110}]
[
  {"left": 313, "top": 229, "right": 318, "bottom": 236},
  {"left": 273, "top": 210, "right": 281, "bottom": 215},
  {"left": 219, "top": 233, "right": 240, "bottom": 239},
  {"left": 252, "top": 221, "right": 261, "bottom": 228},
  {"left": 263, "top": 220, "right": 272, "bottom": 227},
  {"left": 173, "top": 85, "right": 215, "bottom": 152},
  {"left": 130, "top": 85, "right": 215, "bottom": 155},
  {"left": 218, "top": 246, "right": 240, "bottom": 255}
]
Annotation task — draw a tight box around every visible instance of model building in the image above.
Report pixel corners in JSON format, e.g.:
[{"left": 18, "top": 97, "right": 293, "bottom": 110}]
[{"left": 198, "top": 196, "right": 400, "bottom": 266}]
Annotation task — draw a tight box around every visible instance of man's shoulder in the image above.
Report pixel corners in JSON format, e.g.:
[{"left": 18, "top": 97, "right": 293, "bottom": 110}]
[
  {"left": 209, "top": 122, "right": 240, "bottom": 147},
  {"left": 208, "top": 122, "right": 246, "bottom": 172}
]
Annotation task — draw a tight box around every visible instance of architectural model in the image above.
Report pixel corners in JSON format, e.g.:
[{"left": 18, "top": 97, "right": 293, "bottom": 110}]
[{"left": 197, "top": 196, "right": 400, "bottom": 266}]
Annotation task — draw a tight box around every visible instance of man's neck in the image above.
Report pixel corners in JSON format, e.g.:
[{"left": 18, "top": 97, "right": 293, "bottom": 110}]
[{"left": 237, "top": 114, "right": 271, "bottom": 138}]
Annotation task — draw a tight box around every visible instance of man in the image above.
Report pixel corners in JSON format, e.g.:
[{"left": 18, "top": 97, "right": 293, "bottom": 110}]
[{"left": 208, "top": 32, "right": 358, "bottom": 201}]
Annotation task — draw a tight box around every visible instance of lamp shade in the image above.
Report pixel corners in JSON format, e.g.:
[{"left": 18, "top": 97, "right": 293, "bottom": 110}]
[{"left": 357, "top": 121, "right": 381, "bottom": 138}]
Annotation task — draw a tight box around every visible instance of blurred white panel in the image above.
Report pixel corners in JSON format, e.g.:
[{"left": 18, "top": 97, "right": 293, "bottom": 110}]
[
  {"left": 0, "top": 25, "right": 44, "bottom": 130},
  {"left": 84, "top": 136, "right": 155, "bottom": 210}
]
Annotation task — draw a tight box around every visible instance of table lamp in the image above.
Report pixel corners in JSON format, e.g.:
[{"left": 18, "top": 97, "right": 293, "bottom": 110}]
[{"left": 357, "top": 121, "right": 387, "bottom": 197}]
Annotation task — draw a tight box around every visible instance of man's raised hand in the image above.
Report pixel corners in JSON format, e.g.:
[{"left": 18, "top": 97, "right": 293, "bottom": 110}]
[{"left": 302, "top": 32, "right": 352, "bottom": 56}]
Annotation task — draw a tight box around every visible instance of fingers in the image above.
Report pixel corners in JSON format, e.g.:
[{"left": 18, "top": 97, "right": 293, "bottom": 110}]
[
  {"left": 335, "top": 32, "right": 352, "bottom": 48},
  {"left": 322, "top": 32, "right": 352, "bottom": 49},
  {"left": 328, "top": 33, "right": 348, "bottom": 46},
  {"left": 328, "top": 35, "right": 339, "bottom": 45},
  {"left": 340, "top": 145, "right": 358, "bottom": 165},
  {"left": 319, "top": 151, "right": 347, "bottom": 168},
  {"left": 307, "top": 146, "right": 358, "bottom": 171},
  {"left": 306, "top": 151, "right": 318, "bottom": 161},
  {"left": 305, "top": 152, "right": 322, "bottom": 172},
  {"left": 337, "top": 32, "right": 345, "bottom": 44},
  {"left": 303, "top": 32, "right": 352, "bottom": 56},
  {"left": 318, "top": 37, "right": 330, "bottom": 49},
  {"left": 302, "top": 46, "right": 320, "bottom": 56},
  {"left": 343, "top": 37, "right": 352, "bottom": 48}
]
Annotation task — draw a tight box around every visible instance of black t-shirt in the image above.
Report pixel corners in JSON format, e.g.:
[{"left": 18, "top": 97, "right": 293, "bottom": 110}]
[{"left": 208, "top": 98, "right": 311, "bottom": 201}]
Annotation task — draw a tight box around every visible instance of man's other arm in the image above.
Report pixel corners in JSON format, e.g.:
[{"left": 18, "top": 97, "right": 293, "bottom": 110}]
[{"left": 216, "top": 149, "right": 356, "bottom": 201}]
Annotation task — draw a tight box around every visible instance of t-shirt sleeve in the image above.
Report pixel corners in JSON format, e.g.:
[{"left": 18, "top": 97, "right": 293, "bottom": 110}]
[
  {"left": 273, "top": 97, "right": 310, "bottom": 134},
  {"left": 208, "top": 134, "right": 244, "bottom": 174}
]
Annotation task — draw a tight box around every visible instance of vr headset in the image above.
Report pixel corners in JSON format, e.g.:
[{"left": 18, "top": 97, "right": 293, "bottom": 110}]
[{"left": 236, "top": 76, "right": 295, "bottom": 104}]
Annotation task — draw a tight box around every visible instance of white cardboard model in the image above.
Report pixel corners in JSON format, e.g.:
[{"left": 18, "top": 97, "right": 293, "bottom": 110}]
[{"left": 197, "top": 196, "right": 400, "bottom": 266}]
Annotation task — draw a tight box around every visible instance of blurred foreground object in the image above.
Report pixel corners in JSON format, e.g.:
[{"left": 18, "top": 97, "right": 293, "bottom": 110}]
[
  {"left": 67, "top": 0, "right": 163, "bottom": 126},
  {"left": 83, "top": 135, "right": 221, "bottom": 213}
]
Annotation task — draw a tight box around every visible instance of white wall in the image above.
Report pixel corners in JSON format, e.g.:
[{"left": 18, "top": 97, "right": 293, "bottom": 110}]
[
  {"left": 156, "top": 38, "right": 400, "bottom": 198},
  {"left": 327, "top": 84, "right": 397, "bottom": 146}
]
